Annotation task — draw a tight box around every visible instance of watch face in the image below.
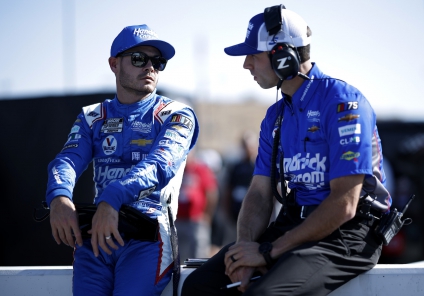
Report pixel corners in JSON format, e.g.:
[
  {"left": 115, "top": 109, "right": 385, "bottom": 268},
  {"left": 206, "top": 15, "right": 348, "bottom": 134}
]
[{"left": 259, "top": 242, "right": 273, "bottom": 254}]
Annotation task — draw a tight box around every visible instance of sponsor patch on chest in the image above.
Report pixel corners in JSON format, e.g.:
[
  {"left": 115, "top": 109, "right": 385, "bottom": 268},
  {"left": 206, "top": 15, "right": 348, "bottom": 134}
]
[
  {"left": 101, "top": 118, "right": 123, "bottom": 133},
  {"left": 102, "top": 135, "right": 117, "bottom": 155}
]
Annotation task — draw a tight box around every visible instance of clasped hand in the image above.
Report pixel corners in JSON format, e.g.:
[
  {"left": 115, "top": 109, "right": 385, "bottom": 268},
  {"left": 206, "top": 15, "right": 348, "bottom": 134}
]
[
  {"left": 224, "top": 241, "right": 268, "bottom": 292},
  {"left": 88, "top": 201, "right": 124, "bottom": 256}
]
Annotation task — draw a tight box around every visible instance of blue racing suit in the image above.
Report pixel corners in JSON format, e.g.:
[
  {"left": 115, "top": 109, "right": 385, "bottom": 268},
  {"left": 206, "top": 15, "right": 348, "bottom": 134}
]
[
  {"left": 255, "top": 63, "right": 391, "bottom": 211},
  {"left": 46, "top": 89, "right": 199, "bottom": 295}
]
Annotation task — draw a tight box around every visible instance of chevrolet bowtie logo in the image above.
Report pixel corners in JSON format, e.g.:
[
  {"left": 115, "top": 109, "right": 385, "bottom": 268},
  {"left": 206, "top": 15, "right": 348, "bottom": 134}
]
[
  {"left": 130, "top": 139, "right": 153, "bottom": 146},
  {"left": 307, "top": 125, "right": 320, "bottom": 133},
  {"left": 338, "top": 114, "right": 360, "bottom": 122}
]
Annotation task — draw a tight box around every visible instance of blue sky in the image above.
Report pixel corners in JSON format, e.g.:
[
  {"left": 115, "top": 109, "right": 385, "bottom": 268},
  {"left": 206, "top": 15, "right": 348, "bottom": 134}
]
[{"left": 1, "top": 0, "right": 423, "bottom": 120}]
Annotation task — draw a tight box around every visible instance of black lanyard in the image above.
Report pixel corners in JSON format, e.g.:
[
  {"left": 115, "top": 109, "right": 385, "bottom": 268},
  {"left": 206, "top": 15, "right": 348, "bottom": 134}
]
[{"left": 271, "top": 112, "right": 287, "bottom": 206}]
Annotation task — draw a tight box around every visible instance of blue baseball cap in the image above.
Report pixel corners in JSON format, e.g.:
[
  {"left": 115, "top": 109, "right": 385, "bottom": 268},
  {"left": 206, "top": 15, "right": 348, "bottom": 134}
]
[
  {"left": 110, "top": 24, "right": 175, "bottom": 60},
  {"left": 224, "top": 9, "right": 310, "bottom": 56}
]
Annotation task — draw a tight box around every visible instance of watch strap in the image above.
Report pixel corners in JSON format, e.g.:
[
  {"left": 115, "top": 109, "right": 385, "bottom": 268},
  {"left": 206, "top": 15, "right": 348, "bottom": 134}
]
[
  {"left": 259, "top": 242, "right": 274, "bottom": 269},
  {"left": 262, "top": 251, "right": 273, "bottom": 269}
]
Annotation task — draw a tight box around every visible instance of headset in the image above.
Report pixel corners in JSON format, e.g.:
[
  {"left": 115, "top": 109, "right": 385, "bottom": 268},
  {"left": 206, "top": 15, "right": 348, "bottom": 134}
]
[{"left": 264, "top": 4, "right": 301, "bottom": 81}]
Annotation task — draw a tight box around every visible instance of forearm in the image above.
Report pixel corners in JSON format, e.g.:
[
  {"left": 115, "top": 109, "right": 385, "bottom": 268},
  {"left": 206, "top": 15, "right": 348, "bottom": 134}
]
[
  {"left": 236, "top": 178, "right": 274, "bottom": 242},
  {"left": 46, "top": 158, "right": 79, "bottom": 206}
]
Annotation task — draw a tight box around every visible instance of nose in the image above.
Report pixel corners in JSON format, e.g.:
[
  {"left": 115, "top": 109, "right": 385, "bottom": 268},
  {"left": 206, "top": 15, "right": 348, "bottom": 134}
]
[
  {"left": 143, "top": 58, "right": 155, "bottom": 71},
  {"left": 243, "top": 55, "right": 253, "bottom": 70}
]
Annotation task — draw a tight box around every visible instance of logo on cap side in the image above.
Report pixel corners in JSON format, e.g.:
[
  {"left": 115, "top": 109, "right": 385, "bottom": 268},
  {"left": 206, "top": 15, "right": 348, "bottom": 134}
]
[
  {"left": 246, "top": 22, "right": 254, "bottom": 39},
  {"left": 268, "top": 36, "right": 279, "bottom": 46}
]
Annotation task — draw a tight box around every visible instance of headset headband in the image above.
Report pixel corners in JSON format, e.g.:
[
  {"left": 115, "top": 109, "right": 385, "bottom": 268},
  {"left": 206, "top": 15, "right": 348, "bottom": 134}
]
[{"left": 264, "top": 4, "right": 286, "bottom": 35}]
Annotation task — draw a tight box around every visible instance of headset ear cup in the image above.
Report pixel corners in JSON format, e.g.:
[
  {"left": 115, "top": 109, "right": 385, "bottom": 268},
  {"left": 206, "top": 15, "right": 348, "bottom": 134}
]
[{"left": 270, "top": 44, "right": 300, "bottom": 80}]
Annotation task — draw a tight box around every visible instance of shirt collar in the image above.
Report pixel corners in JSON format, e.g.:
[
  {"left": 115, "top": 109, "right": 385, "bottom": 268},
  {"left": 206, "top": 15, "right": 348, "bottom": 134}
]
[{"left": 291, "top": 63, "right": 325, "bottom": 108}]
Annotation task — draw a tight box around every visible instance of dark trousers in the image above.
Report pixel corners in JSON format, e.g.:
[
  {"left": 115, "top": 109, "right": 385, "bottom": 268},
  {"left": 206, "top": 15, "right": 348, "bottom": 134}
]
[{"left": 181, "top": 213, "right": 382, "bottom": 296}]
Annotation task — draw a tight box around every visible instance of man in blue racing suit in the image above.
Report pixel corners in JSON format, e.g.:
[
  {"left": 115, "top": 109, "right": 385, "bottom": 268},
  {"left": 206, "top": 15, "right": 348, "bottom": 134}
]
[
  {"left": 46, "top": 24, "right": 199, "bottom": 295},
  {"left": 183, "top": 5, "right": 390, "bottom": 296}
]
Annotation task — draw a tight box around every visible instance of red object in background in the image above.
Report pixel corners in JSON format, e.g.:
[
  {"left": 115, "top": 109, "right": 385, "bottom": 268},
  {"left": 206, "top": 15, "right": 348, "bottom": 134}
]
[
  {"left": 382, "top": 229, "right": 406, "bottom": 257},
  {"left": 177, "top": 160, "right": 217, "bottom": 221}
]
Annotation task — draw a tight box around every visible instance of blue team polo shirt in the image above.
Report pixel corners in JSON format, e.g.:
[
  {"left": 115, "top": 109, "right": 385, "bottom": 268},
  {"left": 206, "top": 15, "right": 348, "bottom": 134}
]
[{"left": 255, "top": 63, "right": 387, "bottom": 206}]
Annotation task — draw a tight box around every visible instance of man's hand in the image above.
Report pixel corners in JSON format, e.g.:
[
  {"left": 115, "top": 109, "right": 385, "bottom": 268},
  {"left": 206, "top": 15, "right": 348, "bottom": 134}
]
[
  {"left": 88, "top": 201, "right": 124, "bottom": 257},
  {"left": 224, "top": 241, "right": 267, "bottom": 292},
  {"left": 225, "top": 241, "right": 266, "bottom": 274},
  {"left": 49, "top": 196, "right": 83, "bottom": 248},
  {"left": 228, "top": 266, "right": 256, "bottom": 293}
]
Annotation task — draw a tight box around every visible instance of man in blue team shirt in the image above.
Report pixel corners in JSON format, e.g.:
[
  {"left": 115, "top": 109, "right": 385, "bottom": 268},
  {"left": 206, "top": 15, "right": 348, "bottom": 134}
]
[
  {"left": 46, "top": 24, "right": 199, "bottom": 295},
  {"left": 182, "top": 5, "right": 390, "bottom": 296}
]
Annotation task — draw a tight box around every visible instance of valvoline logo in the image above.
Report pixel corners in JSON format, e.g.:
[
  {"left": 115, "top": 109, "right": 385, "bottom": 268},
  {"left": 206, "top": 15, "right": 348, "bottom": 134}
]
[{"left": 103, "top": 135, "right": 117, "bottom": 155}]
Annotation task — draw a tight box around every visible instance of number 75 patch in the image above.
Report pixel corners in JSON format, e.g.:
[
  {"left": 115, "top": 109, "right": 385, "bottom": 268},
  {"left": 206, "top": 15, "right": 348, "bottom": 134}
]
[{"left": 337, "top": 101, "right": 358, "bottom": 113}]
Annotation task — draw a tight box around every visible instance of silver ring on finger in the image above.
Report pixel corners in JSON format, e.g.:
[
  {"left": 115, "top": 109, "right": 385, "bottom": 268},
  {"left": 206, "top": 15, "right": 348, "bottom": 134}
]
[{"left": 105, "top": 235, "right": 112, "bottom": 240}]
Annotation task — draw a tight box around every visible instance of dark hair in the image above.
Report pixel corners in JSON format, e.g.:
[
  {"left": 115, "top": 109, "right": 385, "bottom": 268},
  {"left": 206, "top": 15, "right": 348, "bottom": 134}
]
[{"left": 296, "top": 26, "right": 312, "bottom": 63}]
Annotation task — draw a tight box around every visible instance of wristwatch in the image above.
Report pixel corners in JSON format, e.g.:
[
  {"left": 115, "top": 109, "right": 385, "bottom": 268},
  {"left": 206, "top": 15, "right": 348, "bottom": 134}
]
[{"left": 259, "top": 242, "right": 274, "bottom": 269}]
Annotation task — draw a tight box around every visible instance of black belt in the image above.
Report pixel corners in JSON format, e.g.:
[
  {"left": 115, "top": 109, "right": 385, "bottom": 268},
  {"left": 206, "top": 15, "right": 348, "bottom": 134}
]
[
  {"left": 33, "top": 202, "right": 159, "bottom": 241},
  {"left": 274, "top": 204, "right": 319, "bottom": 225},
  {"left": 283, "top": 204, "right": 381, "bottom": 227},
  {"left": 75, "top": 204, "right": 159, "bottom": 241},
  {"left": 287, "top": 205, "right": 319, "bottom": 220}
]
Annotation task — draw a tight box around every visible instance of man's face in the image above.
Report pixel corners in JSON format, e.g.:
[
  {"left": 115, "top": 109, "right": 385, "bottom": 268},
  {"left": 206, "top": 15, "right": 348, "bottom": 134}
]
[
  {"left": 243, "top": 52, "right": 279, "bottom": 89},
  {"left": 115, "top": 45, "right": 161, "bottom": 96}
]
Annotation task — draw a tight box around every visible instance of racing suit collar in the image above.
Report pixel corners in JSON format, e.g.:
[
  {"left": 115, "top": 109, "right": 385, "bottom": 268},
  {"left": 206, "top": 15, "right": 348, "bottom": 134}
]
[{"left": 114, "top": 89, "right": 157, "bottom": 111}]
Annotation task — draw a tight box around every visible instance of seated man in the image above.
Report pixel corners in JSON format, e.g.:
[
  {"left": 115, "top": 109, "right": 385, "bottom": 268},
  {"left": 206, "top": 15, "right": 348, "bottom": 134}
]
[{"left": 182, "top": 5, "right": 391, "bottom": 296}]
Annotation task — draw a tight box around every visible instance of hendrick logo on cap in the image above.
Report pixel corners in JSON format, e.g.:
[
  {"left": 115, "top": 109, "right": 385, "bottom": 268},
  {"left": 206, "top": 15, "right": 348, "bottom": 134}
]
[
  {"left": 133, "top": 28, "right": 158, "bottom": 40},
  {"left": 246, "top": 22, "right": 254, "bottom": 39}
]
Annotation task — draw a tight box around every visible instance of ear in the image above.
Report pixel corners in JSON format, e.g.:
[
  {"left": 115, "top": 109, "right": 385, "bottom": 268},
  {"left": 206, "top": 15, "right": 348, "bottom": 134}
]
[{"left": 109, "top": 57, "right": 118, "bottom": 74}]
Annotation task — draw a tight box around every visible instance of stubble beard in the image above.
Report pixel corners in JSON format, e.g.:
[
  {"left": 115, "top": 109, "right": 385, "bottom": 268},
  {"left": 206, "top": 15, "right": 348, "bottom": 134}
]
[{"left": 119, "top": 67, "right": 156, "bottom": 97}]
